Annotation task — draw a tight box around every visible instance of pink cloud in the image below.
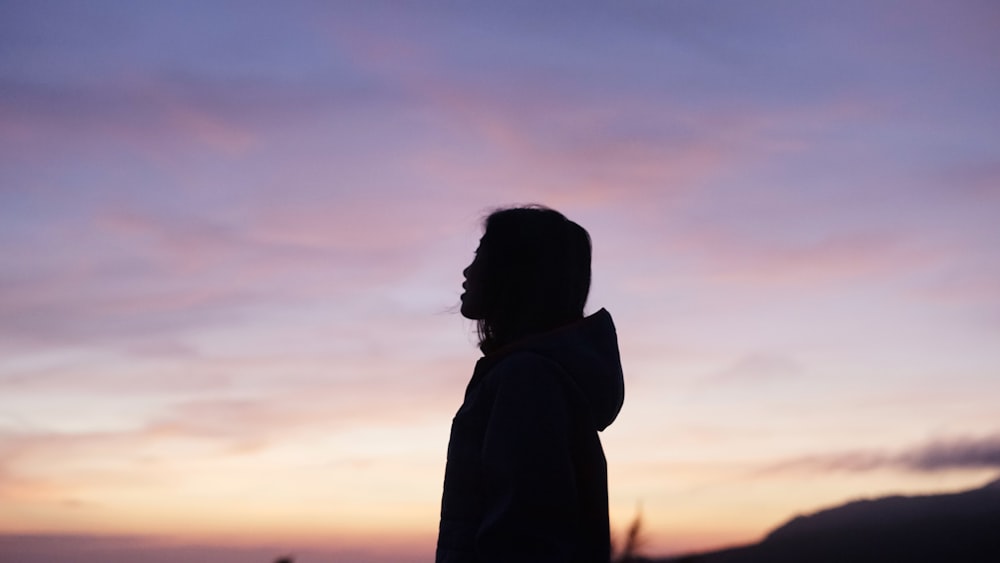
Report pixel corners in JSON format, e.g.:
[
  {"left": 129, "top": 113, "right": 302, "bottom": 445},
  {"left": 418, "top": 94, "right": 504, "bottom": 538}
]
[
  {"left": 702, "top": 353, "right": 805, "bottom": 385},
  {"left": 2, "top": 191, "right": 471, "bottom": 353},
  {"left": 163, "top": 105, "right": 256, "bottom": 156},
  {"left": 0, "top": 78, "right": 255, "bottom": 161},
  {"left": 656, "top": 224, "right": 939, "bottom": 290},
  {"left": 0, "top": 67, "right": 409, "bottom": 167}
]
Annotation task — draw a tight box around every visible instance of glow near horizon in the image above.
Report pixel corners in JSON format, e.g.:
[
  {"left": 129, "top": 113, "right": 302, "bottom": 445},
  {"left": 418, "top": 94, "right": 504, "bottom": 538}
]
[{"left": 1, "top": 1, "right": 999, "bottom": 559}]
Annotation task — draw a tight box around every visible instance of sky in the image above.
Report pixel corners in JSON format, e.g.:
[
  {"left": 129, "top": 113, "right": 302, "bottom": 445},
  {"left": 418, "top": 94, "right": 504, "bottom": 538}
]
[{"left": 1, "top": 1, "right": 999, "bottom": 561}]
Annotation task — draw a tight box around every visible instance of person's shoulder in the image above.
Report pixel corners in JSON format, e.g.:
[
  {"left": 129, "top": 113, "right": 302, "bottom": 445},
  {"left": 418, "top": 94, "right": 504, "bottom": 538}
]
[
  {"left": 484, "top": 351, "right": 565, "bottom": 393},
  {"left": 482, "top": 351, "right": 574, "bottom": 423}
]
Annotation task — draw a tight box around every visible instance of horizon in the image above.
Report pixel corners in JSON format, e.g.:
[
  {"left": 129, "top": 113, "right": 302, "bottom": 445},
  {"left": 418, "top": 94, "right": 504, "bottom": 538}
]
[
  {"left": 2, "top": 1, "right": 999, "bottom": 562},
  {"left": 3, "top": 471, "right": 998, "bottom": 562}
]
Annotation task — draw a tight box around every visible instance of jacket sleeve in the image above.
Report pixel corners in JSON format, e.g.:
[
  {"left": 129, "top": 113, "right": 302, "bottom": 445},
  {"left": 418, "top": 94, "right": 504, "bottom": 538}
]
[{"left": 476, "top": 353, "right": 580, "bottom": 563}]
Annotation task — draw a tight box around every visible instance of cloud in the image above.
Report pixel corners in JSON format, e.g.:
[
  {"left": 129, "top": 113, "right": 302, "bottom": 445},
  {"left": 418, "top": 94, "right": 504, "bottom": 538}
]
[
  {"left": 0, "top": 78, "right": 245, "bottom": 157},
  {"left": 0, "top": 193, "right": 464, "bottom": 354},
  {"left": 762, "top": 433, "right": 1000, "bottom": 475},
  {"left": 0, "top": 379, "right": 455, "bottom": 504},
  {"left": 704, "top": 353, "right": 805, "bottom": 385},
  {"left": 900, "top": 435, "right": 1000, "bottom": 471},
  {"left": 0, "top": 67, "right": 412, "bottom": 163},
  {"left": 0, "top": 534, "right": 430, "bottom": 563},
  {"left": 320, "top": 3, "right": 853, "bottom": 210}
]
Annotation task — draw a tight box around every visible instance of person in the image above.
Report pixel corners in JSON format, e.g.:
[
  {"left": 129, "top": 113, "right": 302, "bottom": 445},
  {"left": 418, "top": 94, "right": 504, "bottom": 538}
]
[{"left": 436, "top": 205, "right": 625, "bottom": 563}]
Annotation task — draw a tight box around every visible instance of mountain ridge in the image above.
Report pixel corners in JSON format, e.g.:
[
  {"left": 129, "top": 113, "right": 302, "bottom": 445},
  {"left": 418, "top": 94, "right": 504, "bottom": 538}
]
[{"left": 657, "top": 475, "right": 1000, "bottom": 563}]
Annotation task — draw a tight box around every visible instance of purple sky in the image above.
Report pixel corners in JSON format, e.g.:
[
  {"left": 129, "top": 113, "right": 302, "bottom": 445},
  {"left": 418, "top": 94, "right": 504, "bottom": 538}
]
[{"left": 2, "top": 1, "right": 999, "bottom": 560}]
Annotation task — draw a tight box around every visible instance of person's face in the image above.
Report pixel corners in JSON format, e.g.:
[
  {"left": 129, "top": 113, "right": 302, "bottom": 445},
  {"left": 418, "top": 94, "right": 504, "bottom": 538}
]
[{"left": 460, "top": 242, "right": 486, "bottom": 320}]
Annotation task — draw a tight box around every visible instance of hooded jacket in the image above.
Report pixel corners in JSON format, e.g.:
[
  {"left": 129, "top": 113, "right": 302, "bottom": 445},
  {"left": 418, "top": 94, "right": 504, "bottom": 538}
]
[{"left": 436, "top": 309, "right": 625, "bottom": 563}]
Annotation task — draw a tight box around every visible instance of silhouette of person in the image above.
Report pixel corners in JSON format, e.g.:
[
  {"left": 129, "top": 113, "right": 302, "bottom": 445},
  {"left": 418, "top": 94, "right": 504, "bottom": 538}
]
[{"left": 436, "top": 205, "right": 625, "bottom": 563}]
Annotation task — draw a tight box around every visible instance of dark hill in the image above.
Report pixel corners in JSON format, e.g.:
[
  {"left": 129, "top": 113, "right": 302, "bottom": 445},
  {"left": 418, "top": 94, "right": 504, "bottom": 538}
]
[{"left": 657, "top": 476, "right": 1000, "bottom": 563}]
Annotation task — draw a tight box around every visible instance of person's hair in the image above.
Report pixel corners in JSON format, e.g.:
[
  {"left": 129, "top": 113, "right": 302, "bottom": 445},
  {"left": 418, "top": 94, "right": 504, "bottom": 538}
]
[{"left": 475, "top": 205, "right": 592, "bottom": 354}]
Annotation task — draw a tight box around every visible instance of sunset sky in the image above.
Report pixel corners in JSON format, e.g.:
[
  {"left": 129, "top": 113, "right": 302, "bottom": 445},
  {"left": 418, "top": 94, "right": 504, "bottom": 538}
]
[{"left": 2, "top": 1, "right": 999, "bottom": 561}]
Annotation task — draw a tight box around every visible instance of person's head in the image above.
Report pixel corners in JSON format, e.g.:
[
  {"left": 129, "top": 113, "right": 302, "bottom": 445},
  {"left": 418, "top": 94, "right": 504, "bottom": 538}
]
[{"left": 460, "top": 205, "right": 592, "bottom": 354}]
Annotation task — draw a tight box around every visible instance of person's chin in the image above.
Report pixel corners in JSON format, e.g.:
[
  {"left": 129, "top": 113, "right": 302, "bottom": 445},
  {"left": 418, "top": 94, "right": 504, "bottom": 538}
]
[{"left": 460, "top": 300, "right": 481, "bottom": 320}]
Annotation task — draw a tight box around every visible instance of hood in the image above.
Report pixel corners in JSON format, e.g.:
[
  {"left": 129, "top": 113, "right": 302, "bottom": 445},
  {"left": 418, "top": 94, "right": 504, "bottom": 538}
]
[{"left": 489, "top": 308, "right": 625, "bottom": 431}]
